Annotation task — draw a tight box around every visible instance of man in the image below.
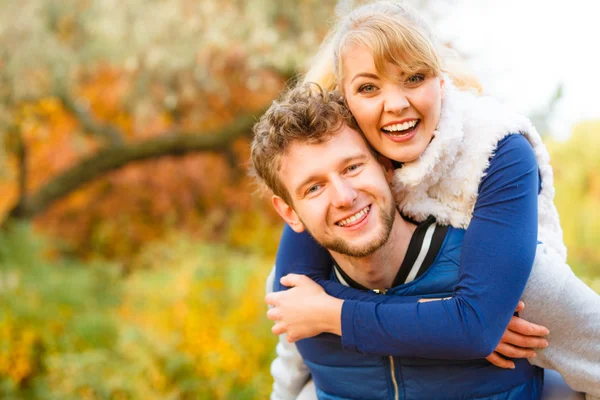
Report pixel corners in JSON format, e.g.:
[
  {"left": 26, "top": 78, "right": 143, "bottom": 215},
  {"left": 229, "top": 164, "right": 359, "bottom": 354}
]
[{"left": 249, "top": 84, "right": 583, "bottom": 399}]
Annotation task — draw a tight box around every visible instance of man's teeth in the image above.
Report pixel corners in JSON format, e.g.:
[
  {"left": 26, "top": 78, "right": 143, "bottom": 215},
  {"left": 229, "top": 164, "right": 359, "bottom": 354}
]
[
  {"left": 337, "top": 206, "right": 370, "bottom": 227},
  {"left": 382, "top": 120, "right": 418, "bottom": 133}
]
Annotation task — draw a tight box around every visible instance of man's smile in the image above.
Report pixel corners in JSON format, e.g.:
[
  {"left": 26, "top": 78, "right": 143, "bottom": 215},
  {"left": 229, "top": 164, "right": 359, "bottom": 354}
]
[{"left": 336, "top": 205, "right": 371, "bottom": 227}]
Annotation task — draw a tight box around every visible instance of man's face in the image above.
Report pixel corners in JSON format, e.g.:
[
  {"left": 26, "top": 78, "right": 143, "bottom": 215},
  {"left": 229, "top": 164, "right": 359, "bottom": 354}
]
[{"left": 273, "top": 124, "right": 397, "bottom": 258}]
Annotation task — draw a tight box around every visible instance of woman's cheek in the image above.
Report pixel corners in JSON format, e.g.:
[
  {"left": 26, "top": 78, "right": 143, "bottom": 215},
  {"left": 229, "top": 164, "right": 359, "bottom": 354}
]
[
  {"left": 349, "top": 98, "right": 371, "bottom": 122},
  {"left": 358, "top": 106, "right": 379, "bottom": 135}
]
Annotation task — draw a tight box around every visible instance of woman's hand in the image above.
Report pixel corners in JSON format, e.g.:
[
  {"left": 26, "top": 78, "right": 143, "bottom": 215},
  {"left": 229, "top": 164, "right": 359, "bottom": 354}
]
[
  {"left": 265, "top": 274, "right": 344, "bottom": 343},
  {"left": 486, "top": 301, "right": 550, "bottom": 369}
]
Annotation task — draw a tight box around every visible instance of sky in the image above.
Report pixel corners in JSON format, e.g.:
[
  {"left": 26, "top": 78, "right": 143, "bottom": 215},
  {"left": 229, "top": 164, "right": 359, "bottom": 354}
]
[{"left": 434, "top": 0, "right": 600, "bottom": 139}]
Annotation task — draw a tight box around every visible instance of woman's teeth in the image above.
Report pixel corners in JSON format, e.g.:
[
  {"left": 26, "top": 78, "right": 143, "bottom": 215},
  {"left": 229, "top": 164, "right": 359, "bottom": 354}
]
[
  {"left": 337, "top": 206, "right": 370, "bottom": 227},
  {"left": 382, "top": 120, "right": 418, "bottom": 134}
]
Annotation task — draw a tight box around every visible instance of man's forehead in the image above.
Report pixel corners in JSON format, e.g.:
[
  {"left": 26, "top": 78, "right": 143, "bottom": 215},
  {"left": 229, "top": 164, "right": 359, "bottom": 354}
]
[
  {"left": 284, "top": 126, "right": 367, "bottom": 163},
  {"left": 291, "top": 125, "right": 366, "bottom": 153}
]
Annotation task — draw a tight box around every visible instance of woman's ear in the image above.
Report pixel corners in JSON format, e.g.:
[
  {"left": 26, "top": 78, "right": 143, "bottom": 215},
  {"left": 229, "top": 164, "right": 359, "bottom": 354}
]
[
  {"left": 272, "top": 196, "right": 305, "bottom": 233},
  {"left": 440, "top": 76, "right": 445, "bottom": 100}
]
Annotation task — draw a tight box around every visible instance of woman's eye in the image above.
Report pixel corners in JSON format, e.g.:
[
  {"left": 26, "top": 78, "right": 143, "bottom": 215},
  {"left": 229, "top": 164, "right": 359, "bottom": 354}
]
[
  {"left": 406, "top": 73, "right": 425, "bottom": 84},
  {"left": 358, "top": 84, "right": 376, "bottom": 93}
]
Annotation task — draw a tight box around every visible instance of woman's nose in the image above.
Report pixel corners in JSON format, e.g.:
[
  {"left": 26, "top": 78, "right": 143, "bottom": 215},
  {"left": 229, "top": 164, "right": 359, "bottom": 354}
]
[{"left": 383, "top": 86, "right": 410, "bottom": 114}]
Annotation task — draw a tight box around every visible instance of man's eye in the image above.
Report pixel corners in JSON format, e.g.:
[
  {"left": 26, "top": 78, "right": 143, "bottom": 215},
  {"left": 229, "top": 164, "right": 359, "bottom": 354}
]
[
  {"left": 346, "top": 164, "right": 362, "bottom": 173},
  {"left": 306, "top": 184, "right": 321, "bottom": 194},
  {"left": 358, "top": 84, "right": 376, "bottom": 93},
  {"left": 406, "top": 74, "right": 425, "bottom": 84}
]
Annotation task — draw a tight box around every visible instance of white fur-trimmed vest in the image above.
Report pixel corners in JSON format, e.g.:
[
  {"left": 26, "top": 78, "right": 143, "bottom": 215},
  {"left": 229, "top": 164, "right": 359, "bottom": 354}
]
[{"left": 392, "top": 79, "right": 567, "bottom": 261}]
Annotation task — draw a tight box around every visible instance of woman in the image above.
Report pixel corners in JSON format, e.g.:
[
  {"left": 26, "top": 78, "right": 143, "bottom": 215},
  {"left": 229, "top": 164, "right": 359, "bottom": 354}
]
[{"left": 267, "top": 1, "right": 600, "bottom": 399}]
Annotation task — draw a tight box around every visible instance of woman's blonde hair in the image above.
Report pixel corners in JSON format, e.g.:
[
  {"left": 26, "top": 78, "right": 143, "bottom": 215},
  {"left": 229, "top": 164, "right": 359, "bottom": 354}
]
[{"left": 303, "top": 0, "right": 482, "bottom": 93}]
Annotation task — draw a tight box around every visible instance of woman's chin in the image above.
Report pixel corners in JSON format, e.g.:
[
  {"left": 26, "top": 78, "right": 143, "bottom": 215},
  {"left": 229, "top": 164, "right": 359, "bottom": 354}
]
[
  {"left": 388, "top": 139, "right": 430, "bottom": 163},
  {"left": 386, "top": 148, "right": 421, "bottom": 164}
]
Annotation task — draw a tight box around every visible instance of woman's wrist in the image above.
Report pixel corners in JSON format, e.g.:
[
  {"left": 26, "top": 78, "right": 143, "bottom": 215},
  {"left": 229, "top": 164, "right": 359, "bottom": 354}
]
[{"left": 321, "top": 297, "right": 344, "bottom": 336}]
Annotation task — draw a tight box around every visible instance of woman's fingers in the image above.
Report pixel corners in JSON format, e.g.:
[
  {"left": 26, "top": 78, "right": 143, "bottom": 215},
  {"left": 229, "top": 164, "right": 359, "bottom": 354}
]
[
  {"left": 507, "top": 315, "right": 549, "bottom": 336},
  {"left": 514, "top": 301, "right": 525, "bottom": 312},
  {"left": 265, "top": 292, "right": 280, "bottom": 307},
  {"left": 502, "top": 327, "right": 549, "bottom": 349},
  {"left": 280, "top": 273, "right": 309, "bottom": 288},
  {"left": 267, "top": 307, "right": 281, "bottom": 321},
  {"left": 272, "top": 321, "right": 287, "bottom": 336},
  {"left": 494, "top": 342, "right": 537, "bottom": 359},
  {"left": 485, "top": 352, "right": 515, "bottom": 369},
  {"left": 492, "top": 312, "right": 550, "bottom": 365}
]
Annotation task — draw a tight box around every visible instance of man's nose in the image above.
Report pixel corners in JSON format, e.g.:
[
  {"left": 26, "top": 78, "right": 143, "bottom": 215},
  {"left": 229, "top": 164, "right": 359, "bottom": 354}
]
[
  {"left": 331, "top": 178, "right": 357, "bottom": 208},
  {"left": 383, "top": 86, "right": 410, "bottom": 114}
]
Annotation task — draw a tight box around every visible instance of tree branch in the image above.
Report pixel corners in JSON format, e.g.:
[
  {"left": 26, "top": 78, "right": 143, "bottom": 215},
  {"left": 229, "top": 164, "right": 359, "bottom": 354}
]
[
  {"left": 7, "top": 125, "right": 29, "bottom": 218},
  {"left": 16, "top": 128, "right": 27, "bottom": 205},
  {"left": 56, "top": 90, "right": 125, "bottom": 146},
  {"left": 8, "top": 110, "right": 263, "bottom": 219}
]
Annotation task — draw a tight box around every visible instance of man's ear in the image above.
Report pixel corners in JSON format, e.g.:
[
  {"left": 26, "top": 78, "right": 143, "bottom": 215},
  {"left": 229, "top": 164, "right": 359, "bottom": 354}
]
[
  {"left": 377, "top": 155, "right": 395, "bottom": 184},
  {"left": 272, "top": 195, "right": 305, "bottom": 233}
]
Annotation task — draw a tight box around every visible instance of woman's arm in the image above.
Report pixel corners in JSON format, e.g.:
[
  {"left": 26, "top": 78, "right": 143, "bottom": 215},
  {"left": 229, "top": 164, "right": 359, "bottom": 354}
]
[
  {"left": 341, "top": 134, "right": 539, "bottom": 358},
  {"left": 272, "top": 135, "right": 541, "bottom": 359},
  {"left": 274, "top": 226, "right": 331, "bottom": 293}
]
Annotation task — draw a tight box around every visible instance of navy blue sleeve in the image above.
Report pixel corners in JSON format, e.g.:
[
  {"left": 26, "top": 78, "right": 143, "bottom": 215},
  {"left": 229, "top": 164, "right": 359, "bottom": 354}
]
[
  {"left": 340, "top": 134, "right": 539, "bottom": 359},
  {"left": 274, "top": 226, "right": 332, "bottom": 292}
]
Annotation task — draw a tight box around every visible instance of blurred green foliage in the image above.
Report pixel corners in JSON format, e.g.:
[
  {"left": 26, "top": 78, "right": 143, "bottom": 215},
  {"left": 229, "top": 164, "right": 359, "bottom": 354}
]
[
  {"left": 0, "top": 224, "right": 276, "bottom": 399},
  {"left": 547, "top": 120, "right": 600, "bottom": 292}
]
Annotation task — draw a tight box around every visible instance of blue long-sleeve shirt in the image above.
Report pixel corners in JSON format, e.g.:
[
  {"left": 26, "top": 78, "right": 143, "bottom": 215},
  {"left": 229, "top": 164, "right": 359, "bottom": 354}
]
[{"left": 274, "top": 134, "right": 539, "bottom": 359}]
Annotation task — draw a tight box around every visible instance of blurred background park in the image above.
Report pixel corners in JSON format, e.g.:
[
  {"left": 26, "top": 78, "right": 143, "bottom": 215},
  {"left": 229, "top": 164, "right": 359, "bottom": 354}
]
[{"left": 0, "top": 0, "right": 599, "bottom": 398}]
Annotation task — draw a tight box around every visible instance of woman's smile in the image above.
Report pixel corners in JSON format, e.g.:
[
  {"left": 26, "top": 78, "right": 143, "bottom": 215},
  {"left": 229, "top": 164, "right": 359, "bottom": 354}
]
[{"left": 381, "top": 119, "right": 420, "bottom": 142}]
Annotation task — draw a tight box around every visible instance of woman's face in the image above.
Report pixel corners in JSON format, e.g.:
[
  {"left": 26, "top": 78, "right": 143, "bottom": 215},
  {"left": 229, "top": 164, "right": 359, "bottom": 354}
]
[{"left": 341, "top": 44, "right": 444, "bottom": 163}]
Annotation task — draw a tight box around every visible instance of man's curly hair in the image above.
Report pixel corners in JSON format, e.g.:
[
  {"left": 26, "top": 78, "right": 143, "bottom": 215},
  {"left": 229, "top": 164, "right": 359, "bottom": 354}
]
[{"left": 250, "top": 83, "right": 361, "bottom": 205}]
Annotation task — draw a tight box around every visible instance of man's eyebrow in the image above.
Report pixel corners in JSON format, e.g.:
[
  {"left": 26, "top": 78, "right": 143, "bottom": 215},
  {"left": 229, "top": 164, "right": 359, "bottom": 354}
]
[
  {"left": 337, "top": 153, "right": 369, "bottom": 166},
  {"left": 294, "top": 174, "right": 321, "bottom": 198},
  {"left": 350, "top": 72, "right": 379, "bottom": 84},
  {"left": 293, "top": 153, "right": 369, "bottom": 197}
]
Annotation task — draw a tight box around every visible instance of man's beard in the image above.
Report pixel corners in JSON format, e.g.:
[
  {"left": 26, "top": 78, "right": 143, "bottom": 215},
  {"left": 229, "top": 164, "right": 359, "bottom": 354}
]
[{"left": 308, "top": 201, "right": 396, "bottom": 258}]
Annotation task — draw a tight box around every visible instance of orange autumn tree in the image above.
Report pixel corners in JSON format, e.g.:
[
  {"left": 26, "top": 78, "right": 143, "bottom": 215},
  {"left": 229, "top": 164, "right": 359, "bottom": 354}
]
[{"left": 0, "top": 0, "right": 340, "bottom": 261}]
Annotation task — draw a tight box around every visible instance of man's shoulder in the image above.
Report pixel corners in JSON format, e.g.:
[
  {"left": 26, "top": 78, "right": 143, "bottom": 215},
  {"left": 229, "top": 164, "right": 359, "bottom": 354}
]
[{"left": 434, "top": 225, "right": 464, "bottom": 266}]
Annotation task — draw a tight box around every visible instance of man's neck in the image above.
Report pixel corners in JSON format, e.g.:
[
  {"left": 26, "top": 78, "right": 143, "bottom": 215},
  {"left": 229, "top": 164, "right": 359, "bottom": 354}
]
[{"left": 330, "top": 212, "right": 416, "bottom": 290}]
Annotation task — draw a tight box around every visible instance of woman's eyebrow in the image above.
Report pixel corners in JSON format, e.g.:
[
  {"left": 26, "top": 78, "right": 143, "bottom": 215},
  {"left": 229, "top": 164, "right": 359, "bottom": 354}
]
[{"left": 350, "top": 72, "right": 379, "bottom": 83}]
